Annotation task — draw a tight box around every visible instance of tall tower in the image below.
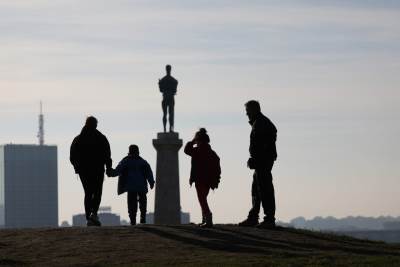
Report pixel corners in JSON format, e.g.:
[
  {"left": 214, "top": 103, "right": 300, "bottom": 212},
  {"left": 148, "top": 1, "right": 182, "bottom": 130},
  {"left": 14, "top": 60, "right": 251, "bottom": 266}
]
[{"left": 38, "top": 101, "right": 44, "bottom": 146}]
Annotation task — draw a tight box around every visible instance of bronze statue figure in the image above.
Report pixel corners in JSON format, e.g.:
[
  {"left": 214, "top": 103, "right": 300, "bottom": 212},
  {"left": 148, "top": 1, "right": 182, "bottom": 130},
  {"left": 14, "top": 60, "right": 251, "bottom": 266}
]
[{"left": 158, "top": 64, "right": 178, "bottom": 132}]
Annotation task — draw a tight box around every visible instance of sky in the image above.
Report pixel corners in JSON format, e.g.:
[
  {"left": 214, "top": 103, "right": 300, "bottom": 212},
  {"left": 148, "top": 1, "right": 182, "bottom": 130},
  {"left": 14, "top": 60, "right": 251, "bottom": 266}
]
[{"left": 0, "top": 0, "right": 399, "bottom": 224}]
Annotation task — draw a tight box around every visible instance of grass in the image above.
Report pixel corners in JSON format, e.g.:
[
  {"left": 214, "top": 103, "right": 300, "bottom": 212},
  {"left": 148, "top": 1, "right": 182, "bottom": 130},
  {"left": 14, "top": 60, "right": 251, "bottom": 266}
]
[{"left": 0, "top": 225, "right": 399, "bottom": 266}]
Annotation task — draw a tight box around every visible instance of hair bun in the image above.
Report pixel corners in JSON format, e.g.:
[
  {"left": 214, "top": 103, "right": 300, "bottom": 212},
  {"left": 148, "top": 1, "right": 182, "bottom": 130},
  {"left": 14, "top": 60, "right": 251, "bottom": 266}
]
[
  {"left": 199, "top": 128, "right": 207, "bottom": 134},
  {"left": 196, "top": 128, "right": 210, "bottom": 143}
]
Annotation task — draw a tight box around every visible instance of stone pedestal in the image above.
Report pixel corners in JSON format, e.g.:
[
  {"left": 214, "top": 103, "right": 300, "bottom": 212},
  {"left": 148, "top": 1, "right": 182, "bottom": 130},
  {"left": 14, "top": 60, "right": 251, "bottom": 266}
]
[{"left": 153, "top": 132, "right": 183, "bottom": 224}]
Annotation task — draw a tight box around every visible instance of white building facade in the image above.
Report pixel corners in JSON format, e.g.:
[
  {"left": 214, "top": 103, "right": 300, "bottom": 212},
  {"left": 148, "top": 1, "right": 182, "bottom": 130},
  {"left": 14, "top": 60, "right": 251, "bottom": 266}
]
[{"left": 0, "top": 144, "right": 58, "bottom": 228}]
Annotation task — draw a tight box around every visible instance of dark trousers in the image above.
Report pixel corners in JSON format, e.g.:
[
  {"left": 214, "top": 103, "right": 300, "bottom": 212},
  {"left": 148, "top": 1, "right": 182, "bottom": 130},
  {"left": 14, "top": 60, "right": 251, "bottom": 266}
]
[
  {"left": 128, "top": 191, "right": 147, "bottom": 222},
  {"left": 162, "top": 96, "right": 175, "bottom": 129},
  {"left": 248, "top": 161, "right": 276, "bottom": 222},
  {"left": 79, "top": 172, "right": 104, "bottom": 220},
  {"left": 196, "top": 183, "right": 211, "bottom": 216}
]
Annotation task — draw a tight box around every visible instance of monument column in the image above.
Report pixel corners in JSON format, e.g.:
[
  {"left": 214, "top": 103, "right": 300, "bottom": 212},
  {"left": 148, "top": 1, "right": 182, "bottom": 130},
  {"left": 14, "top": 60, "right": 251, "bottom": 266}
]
[{"left": 153, "top": 132, "right": 183, "bottom": 224}]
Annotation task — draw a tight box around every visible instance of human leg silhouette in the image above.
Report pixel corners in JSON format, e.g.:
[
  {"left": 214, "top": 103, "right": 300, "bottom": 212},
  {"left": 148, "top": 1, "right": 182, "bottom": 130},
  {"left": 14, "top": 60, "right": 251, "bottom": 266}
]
[
  {"left": 196, "top": 183, "right": 212, "bottom": 227},
  {"left": 79, "top": 171, "right": 104, "bottom": 226},
  {"left": 138, "top": 192, "right": 147, "bottom": 223},
  {"left": 239, "top": 174, "right": 260, "bottom": 226},
  {"left": 128, "top": 191, "right": 139, "bottom": 225},
  {"left": 255, "top": 161, "right": 276, "bottom": 227}
]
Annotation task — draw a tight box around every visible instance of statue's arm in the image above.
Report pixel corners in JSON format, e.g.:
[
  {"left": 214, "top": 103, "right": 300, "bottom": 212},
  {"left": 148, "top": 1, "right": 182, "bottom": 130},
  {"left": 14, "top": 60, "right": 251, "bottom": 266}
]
[
  {"left": 173, "top": 80, "right": 178, "bottom": 95},
  {"left": 158, "top": 79, "right": 164, "bottom": 93}
]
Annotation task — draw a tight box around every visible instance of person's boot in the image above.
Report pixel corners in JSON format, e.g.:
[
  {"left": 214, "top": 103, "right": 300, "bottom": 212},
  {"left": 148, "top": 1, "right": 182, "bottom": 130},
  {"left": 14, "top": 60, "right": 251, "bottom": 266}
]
[
  {"left": 86, "top": 214, "right": 95, "bottom": 226},
  {"left": 201, "top": 213, "right": 213, "bottom": 228},
  {"left": 198, "top": 214, "right": 206, "bottom": 226},
  {"left": 238, "top": 217, "right": 258, "bottom": 227},
  {"left": 87, "top": 219, "right": 96, "bottom": 227},
  {"left": 129, "top": 214, "right": 136, "bottom": 226},
  {"left": 140, "top": 214, "right": 146, "bottom": 224},
  {"left": 89, "top": 214, "right": 101, "bottom": 227},
  {"left": 257, "top": 220, "right": 276, "bottom": 229}
]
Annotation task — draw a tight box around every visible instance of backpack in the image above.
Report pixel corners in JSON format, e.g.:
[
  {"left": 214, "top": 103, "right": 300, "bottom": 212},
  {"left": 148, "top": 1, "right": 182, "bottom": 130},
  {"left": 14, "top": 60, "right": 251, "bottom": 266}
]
[{"left": 209, "top": 150, "right": 221, "bottom": 190}]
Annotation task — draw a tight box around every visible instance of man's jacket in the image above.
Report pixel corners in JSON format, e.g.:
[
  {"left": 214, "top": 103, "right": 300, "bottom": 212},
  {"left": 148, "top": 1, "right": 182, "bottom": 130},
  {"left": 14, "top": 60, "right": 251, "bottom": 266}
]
[
  {"left": 70, "top": 127, "right": 112, "bottom": 174},
  {"left": 249, "top": 113, "right": 277, "bottom": 165}
]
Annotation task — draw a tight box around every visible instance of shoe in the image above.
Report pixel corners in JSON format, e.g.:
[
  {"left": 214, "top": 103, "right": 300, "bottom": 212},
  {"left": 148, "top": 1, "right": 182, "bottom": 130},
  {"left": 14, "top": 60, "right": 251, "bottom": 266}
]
[
  {"left": 89, "top": 214, "right": 101, "bottom": 227},
  {"left": 87, "top": 220, "right": 96, "bottom": 227},
  {"left": 238, "top": 218, "right": 258, "bottom": 227},
  {"left": 200, "top": 213, "right": 213, "bottom": 228},
  {"left": 256, "top": 220, "right": 276, "bottom": 229},
  {"left": 140, "top": 217, "right": 146, "bottom": 224},
  {"left": 198, "top": 214, "right": 206, "bottom": 227},
  {"left": 129, "top": 216, "right": 136, "bottom": 226}
]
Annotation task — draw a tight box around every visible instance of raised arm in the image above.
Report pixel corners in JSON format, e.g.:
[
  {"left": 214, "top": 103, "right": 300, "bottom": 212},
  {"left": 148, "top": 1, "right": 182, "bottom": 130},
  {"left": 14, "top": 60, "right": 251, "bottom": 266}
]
[{"left": 184, "top": 141, "right": 195, "bottom": 156}]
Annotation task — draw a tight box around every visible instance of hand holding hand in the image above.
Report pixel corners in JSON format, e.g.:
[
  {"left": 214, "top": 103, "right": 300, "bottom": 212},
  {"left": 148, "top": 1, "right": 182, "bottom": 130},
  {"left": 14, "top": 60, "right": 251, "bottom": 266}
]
[{"left": 106, "top": 168, "right": 113, "bottom": 177}]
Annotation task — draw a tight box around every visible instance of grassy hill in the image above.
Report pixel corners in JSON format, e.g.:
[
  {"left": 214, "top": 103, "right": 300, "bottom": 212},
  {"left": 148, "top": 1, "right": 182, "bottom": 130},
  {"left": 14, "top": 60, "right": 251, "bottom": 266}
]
[{"left": 0, "top": 225, "right": 399, "bottom": 266}]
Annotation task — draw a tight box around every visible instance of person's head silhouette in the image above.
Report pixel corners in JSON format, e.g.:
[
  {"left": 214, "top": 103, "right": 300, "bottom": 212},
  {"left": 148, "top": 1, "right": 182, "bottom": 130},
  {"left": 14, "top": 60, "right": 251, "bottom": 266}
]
[
  {"left": 194, "top": 128, "right": 210, "bottom": 145},
  {"left": 245, "top": 100, "right": 261, "bottom": 122},
  {"left": 166, "top": 64, "right": 172, "bottom": 76},
  {"left": 85, "top": 116, "right": 98, "bottom": 130},
  {"left": 129, "top": 144, "right": 140, "bottom": 157}
]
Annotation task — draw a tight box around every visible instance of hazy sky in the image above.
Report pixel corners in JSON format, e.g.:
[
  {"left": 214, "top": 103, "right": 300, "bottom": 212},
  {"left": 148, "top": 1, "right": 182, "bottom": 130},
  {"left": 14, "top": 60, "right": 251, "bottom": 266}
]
[{"left": 0, "top": 0, "right": 399, "bottom": 224}]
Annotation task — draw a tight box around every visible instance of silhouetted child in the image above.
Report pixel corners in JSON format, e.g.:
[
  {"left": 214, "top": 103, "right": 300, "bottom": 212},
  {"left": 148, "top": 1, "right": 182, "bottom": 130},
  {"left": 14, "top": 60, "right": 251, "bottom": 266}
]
[
  {"left": 108, "top": 145, "right": 155, "bottom": 225},
  {"left": 184, "top": 128, "right": 221, "bottom": 228}
]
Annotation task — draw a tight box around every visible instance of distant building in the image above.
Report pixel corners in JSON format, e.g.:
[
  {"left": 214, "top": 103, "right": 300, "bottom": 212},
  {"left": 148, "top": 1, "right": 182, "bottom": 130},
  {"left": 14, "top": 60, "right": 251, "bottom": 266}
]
[
  {"left": 181, "top": 212, "right": 190, "bottom": 224},
  {"left": 146, "top": 211, "right": 190, "bottom": 224},
  {"left": 72, "top": 206, "right": 121, "bottom": 226},
  {"left": 0, "top": 144, "right": 58, "bottom": 228}
]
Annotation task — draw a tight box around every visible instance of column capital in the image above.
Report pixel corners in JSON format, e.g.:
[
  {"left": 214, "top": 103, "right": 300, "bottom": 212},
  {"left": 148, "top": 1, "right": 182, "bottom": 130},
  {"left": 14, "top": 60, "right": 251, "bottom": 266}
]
[{"left": 153, "top": 132, "right": 183, "bottom": 149}]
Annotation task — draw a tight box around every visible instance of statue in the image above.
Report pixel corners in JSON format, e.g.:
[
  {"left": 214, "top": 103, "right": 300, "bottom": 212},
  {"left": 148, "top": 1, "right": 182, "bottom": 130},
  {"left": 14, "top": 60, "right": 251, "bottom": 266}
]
[{"left": 158, "top": 64, "right": 178, "bottom": 132}]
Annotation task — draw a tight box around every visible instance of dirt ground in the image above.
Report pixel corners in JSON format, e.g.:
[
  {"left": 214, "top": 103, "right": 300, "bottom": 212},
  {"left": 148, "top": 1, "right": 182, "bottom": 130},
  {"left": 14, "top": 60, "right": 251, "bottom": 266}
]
[{"left": 0, "top": 225, "right": 399, "bottom": 266}]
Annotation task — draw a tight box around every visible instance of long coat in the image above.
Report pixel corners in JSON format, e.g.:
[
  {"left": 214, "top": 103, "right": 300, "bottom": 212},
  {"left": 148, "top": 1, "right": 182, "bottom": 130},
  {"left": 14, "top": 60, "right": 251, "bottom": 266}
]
[{"left": 110, "top": 155, "right": 155, "bottom": 195}]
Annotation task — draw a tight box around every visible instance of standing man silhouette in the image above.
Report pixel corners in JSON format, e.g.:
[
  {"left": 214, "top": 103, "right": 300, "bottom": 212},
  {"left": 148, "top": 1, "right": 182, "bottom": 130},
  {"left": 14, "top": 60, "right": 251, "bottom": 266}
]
[
  {"left": 239, "top": 100, "right": 278, "bottom": 229},
  {"left": 158, "top": 64, "right": 178, "bottom": 132},
  {"left": 70, "top": 116, "right": 112, "bottom": 227}
]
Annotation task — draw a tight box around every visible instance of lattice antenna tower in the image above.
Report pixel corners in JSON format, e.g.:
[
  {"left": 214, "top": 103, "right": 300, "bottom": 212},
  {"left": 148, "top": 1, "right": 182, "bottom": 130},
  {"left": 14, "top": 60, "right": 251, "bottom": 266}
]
[{"left": 38, "top": 101, "right": 44, "bottom": 145}]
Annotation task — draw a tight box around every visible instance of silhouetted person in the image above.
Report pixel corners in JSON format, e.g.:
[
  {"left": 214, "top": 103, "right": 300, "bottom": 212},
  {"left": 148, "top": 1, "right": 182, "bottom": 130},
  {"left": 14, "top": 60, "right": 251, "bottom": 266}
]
[
  {"left": 239, "top": 101, "right": 277, "bottom": 229},
  {"left": 184, "top": 128, "right": 221, "bottom": 228},
  {"left": 70, "top": 116, "right": 112, "bottom": 226},
  {"left": 107, "top": 145, "right": 155, "bottom": 225},
  {"left": 158, "top": 64, "right": 178, "bottom": 132}
]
